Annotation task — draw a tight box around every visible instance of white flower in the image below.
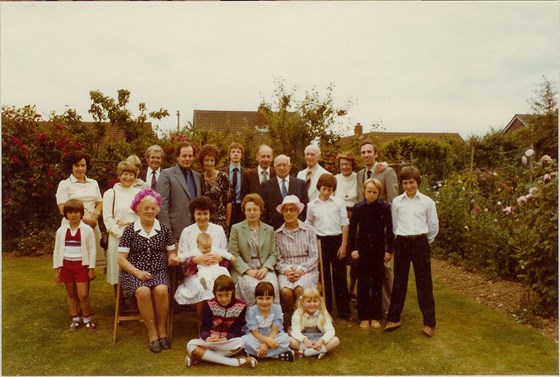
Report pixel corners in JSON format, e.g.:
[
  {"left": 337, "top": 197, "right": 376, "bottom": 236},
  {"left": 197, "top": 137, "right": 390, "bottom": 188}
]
[
  {"left": 497, "top": 201, "right": 502, "bottom": 206},
  {"left": 521, "top": 156, "right": 528, "bottom": 165},
  {"left": 525, "top": 149, "right": 535, "bottom": 157},
  {"left": 493, "top": 172, "right": 498, "bottom": 176},
  {"left": 484, "top": 208, "right": 489, "bottom": 212},
  {"left": 529, "top": 187, "right": 539, "bottom": 195},
  {"left": 541, "top": 155, "right": 552, "bottom": 164},
  {"left": 516, "top": 196, "right": 527, "bottom": 206},
  {"left": 464, "top": 225, "right": 469, "bottom": 230}
]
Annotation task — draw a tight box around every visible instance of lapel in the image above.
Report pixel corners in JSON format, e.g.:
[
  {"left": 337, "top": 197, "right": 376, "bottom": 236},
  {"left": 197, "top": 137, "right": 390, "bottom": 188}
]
[
  {"left": 288, "top": 177, "right": 298, "bottom": 195},
  {"left": 258, "top": 223, "right": 268, "bottom": 252},
  {"left": 193, "top": 170, "right": 202, "bottom": 196},
  {"left": 172, "top": 165, "right": 190, "bottom": 197},
  {"left": 240, "top": 221, "right": 253, "bottom": 251}
]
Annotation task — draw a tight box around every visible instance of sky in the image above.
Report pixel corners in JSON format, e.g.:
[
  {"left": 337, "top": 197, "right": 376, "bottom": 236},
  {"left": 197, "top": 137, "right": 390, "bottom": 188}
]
[{"left": 1, "top": 2, "right": 557, "bottom": 139}]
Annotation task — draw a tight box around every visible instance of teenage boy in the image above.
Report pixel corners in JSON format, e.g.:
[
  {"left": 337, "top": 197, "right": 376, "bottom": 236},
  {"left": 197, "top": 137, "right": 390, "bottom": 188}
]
[
  {"left": 223, "top": 142, "right": 245, "bottom": 226},
  {"left": 384, "top": 166, "right": 439, "bottom": 337},
  {"left": 305, "top": 173, "right": 354, "bottom": 322}
]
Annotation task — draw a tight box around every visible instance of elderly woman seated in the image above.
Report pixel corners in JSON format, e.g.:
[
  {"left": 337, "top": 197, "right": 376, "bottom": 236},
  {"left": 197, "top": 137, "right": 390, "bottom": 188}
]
[
  {"left": 274, "top": 195, "right": 319, "bottom": 319},
  {"left": 118, "top": 189, "right": 179, "bottom": 353}
]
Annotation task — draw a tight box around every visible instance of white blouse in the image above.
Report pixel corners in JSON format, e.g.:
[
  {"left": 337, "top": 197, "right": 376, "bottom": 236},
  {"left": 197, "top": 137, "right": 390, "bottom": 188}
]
[
  {"left": 102, "top": 184, "right": 141, "bottom": 239},
  {"left": 334, "top": 172, "right": 358, "bottom": 208},
  {"left": 56, "top": 174, "right": 102, "bottom": 215},
  {"left": 177, "top": 222, "right": 228, "bottom": 262}
]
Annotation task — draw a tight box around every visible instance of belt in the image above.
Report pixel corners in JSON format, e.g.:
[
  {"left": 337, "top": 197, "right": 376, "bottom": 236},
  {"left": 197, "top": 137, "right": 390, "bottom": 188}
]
[
  {"left": 317, "top": 234, "right": 342, "bottom": 240},
  {"left": 398, "top": 234, "right": 427, "bottom": 240}
]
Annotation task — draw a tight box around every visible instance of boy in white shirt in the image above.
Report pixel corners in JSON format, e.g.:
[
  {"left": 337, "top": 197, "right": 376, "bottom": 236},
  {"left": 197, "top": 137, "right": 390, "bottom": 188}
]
[{"left": 384, "top": 166, "right": 439, "bottom": 337}]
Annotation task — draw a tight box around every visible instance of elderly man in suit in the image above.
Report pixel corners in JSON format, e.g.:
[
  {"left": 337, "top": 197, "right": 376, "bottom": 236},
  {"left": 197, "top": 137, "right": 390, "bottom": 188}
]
[
  {"left": 222, "top": 142, "right": 245, "bottom": 227},
  {"left": 157, "top": 142, "right": 202, "bottom": 241},
  {"left": 356, "top": 140, "right": 399, "bottom": 318},
  {"left": 138, "top": 145, "right": 164, "bottom": 191},
  {"left": 297, "top": 144, "right": 331, "bottom": 202},
  {"left": 240, "top": 144, "right": 275, "bottom": 199},
  {"left": 261, "top": 154, "right": 308, "bottom": 230}
]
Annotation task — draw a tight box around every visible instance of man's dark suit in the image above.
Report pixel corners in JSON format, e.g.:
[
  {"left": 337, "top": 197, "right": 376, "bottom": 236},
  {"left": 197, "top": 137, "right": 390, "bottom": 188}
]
[
  {"left": 221, "top": 165, "right": 245, "bottom": 226},
  {"left": 138, "top": 168, "right": 161, "bottom": 190},
  {"left": 260, "top": 176, "right": 308, "bottom": 230},
  {"left": 240, "top": 168, "right": 276, "bottom": 200}
]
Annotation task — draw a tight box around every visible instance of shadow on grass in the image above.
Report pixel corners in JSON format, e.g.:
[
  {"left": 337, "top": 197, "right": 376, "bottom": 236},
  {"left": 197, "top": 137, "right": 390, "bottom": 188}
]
[{"left": 2, "top": 254, "right": 558, "bottom": 375}]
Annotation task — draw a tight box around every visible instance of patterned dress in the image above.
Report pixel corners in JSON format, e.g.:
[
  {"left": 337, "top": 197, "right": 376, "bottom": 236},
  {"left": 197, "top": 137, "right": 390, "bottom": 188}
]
[
  {"left": 118, "top": 219, "right": 175, "bottom": 297},
  {"left": 275, "top": 220, "right": 319, "bottom": 290},
  {"left": 202, "top": 171, "right": 233, "bottom": 230}
]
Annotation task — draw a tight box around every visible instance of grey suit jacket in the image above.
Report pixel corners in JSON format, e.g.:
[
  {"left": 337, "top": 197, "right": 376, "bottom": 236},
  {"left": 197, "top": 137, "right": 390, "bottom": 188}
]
[
  {"left": 228, "top": 220, "right": 277, "bottom": 282},
  {"left": 260, "top": 176, "right": 309, "bottom": 230},
  {"left": 356, "top": 166, "right": 399, "bottom": 203},
  {"left": 157, "top": 164, "right": 202, "bottom": 240}
]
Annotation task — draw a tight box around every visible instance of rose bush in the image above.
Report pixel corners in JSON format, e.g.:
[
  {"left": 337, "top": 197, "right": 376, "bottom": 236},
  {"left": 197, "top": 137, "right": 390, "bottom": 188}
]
[{"left": 429, "top": 150, "right": 558, "bottom": 316}]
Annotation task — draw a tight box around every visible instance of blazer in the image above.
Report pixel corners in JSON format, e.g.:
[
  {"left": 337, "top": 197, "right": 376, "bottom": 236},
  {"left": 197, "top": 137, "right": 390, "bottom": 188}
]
[
  {"left": 228, "top": 220, "right": 277, "bottom": 282},
  {"left": 356, "top": 165, "right": 399, "bottom": 203},
  {"left": 297, "top": 164, "right": 330, "bottom": 202},
  {"left": 260, "top": 176, "right": 309, "bottom": 230},
  {"left": 157, "top": 164, "right": 202, "bottom": 241},
  {"left": 240, "top": 167, "right": 276, "bottom": 200}
]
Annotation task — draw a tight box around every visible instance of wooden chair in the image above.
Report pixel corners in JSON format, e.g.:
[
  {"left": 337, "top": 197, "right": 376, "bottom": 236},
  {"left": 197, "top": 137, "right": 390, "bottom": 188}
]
[
  {"left": 167, "top": 265, "right": 197, "bottom": 339},
  {"left": 112, "top": 282, "right": 142, "bottom": 343}
]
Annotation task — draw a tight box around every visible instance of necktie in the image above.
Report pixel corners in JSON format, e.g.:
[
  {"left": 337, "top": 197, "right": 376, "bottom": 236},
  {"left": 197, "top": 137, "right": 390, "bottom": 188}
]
[
  {"left": 366, "top": 169, "right": 372, "bottom": 181},
  {"left": 232, "top": 167, "right": 239, "bottom": 203},
  {"left": 151, "top": 171, "right": 157, "bottom": 190},
  {"left": 261, "top": 170, "right": 269, "bottom": 183},
  {"left": 281, "top": 179, "right": 288, "bottom": 198},
  {"left": 185, "top": 169, "right": 196, "bottom": 198},
  {"left": 305, "top": 169, "right": 312, "bottom": 190}
]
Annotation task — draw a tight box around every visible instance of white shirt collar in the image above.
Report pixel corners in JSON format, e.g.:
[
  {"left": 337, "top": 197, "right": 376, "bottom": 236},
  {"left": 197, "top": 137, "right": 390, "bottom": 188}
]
[
  {"left": 276, "top": 175, "right": 290, "bottom": 184},
  {"left": 258, "top": 166, "right": 270, "bottom": 175},
  {"left": 133, "top": 218, "right": 162, "bottom": 238},
  {"left": 69, "top": 174, "right": 92, "bottom": 183}
]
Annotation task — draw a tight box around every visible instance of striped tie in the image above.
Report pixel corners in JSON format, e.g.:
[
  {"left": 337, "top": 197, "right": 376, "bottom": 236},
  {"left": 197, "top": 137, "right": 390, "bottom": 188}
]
[{"left": 305, "top": 170, "right": 312, "bottom": 190}]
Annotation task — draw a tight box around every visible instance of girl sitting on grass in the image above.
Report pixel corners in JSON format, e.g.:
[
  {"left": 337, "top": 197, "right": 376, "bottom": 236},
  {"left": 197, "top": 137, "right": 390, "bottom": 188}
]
[
  {"left": 185, "top": 275, "right": 257, "bottom": 368},
  {"left": 241, "top": 282, "right": 294, "bottom": 361},
  {"left": 289, "top": 287, "right": 340, "bottom": 359}
]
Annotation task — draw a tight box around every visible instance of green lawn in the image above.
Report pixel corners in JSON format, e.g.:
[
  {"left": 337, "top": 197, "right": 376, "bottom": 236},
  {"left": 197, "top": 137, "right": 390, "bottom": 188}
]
[{"left": 2, "top": 254, "right": 558, "bottom": 375}]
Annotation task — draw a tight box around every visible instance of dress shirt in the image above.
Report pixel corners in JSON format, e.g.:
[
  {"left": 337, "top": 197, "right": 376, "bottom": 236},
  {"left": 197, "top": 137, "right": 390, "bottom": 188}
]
[
  {"left": 335, "top": 172, "right": 358, "bottom": 208},
  {"left": 148, "top": 168, "right": 161, "bottom": 188},
  {"left": 276, "top": 176, "right": 290, "bottom": 191},
  {"left": 362, "top": 162, "right": 378, "bottom": 182},
  {"left": 305, "top": 195, "right": 349, "bottom": 236},
  {"left": 228, "top": 163, "right": 242, "bottom": 203},
  {"left": 258, "top": 166, "right": 272, "bottom": 184},
  {"left": 391, "top": 191, "right": 439, "bottom": 243}
]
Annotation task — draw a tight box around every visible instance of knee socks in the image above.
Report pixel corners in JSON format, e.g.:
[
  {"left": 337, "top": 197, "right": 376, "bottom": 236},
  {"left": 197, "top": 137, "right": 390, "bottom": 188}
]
[
  {"left": 201, "top": 349, "right": 246, "bottom": 367},
  {"left": 301, "top": 344, "right": 327, "bottom": 356}
]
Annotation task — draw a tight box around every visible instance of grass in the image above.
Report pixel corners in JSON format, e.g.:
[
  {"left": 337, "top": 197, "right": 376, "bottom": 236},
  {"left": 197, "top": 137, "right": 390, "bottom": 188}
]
[{"left": 2, "top": 253, "right": 558, "bottom": 375}]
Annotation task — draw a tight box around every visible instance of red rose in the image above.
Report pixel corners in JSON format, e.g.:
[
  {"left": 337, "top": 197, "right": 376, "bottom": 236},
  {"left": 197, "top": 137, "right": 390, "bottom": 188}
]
[
  {"left": 38, "top": 133, "right": 47, "bottom": 142},
  {"left": 47, "top": 167, "right": 54, "bottom": 178},
  {"left": 11, "top": 155, "right": 20, "bottom": 164}
]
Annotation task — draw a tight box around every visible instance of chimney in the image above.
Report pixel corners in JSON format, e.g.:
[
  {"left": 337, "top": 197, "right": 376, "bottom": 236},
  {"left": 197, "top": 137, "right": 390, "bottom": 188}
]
[{"left": 354, "top": 122, "right": 363, "bottom": 137}]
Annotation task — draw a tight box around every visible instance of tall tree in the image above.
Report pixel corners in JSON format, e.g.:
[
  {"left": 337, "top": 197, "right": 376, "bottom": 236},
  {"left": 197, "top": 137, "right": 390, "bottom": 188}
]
[{"left": 259, "top": 79, "right": 352, "bottom": 169}]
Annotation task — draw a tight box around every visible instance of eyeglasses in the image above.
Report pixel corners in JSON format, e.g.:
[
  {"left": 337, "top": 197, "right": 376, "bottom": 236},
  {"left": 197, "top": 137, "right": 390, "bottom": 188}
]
[{"left": 339, "top": 162, "right": 352, "bottom": 167}]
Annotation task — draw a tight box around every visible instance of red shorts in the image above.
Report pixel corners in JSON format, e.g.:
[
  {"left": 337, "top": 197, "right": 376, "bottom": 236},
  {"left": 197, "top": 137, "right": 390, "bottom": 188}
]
[{"left": 60, "top": 259, "right": 89, "bottom": 283}]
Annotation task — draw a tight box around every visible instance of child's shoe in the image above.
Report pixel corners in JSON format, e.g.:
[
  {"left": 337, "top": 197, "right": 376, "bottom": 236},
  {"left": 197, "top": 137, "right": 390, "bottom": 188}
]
[
  {"left": 69, "top": 319, "right": 81, "bottom": 331},
  {"left": 199, "top": 277, "right": 208, "bottom": 290},
  {"left": 370, "top": 320, "right": 381, "bottom": 329},
  {"left": 85, "top": 320, "right": 97, "bottom": 331},
  {"left": 317, "top": 352, "right": 326, "bottom": 360},
  {"left": 240, "top": 356, "right": 258, "bottom": 368},
  {"left": 278, "top": 350, "right": 295, "bottom": 361},
  {"left": 359, "top": 320, "right": 370, "bottom": 329}
]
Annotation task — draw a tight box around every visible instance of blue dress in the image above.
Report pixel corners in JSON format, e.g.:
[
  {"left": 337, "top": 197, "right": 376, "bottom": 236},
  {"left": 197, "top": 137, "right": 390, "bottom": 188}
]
[{"left": 241, "top": 304, "right": 291, "bottom": 357}]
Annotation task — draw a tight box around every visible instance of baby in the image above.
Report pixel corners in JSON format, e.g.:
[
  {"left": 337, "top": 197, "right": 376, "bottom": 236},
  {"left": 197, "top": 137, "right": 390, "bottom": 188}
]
[{"left": 195, "top": 233, "right": 236, "bottom": 290}]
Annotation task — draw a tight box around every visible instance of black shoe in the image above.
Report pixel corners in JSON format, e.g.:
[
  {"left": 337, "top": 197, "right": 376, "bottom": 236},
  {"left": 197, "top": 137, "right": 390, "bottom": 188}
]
[
  {"left": 159, "top": 337, "right": 171, "bottom": 350},
  {"left": 278, "top": 350, "right": 295, "bottom": 362},
  {"left": 149, "top": 339, "right": 162, "bottom": 353}
]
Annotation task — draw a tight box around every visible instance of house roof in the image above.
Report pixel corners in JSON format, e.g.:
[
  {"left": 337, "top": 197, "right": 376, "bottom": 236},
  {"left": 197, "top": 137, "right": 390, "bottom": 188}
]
[
  {"left": 502, "top": 114, "right": 538, "bottom": 134},
  {"left": 192, "top": 110, "right": 265, "bottom": 135}
]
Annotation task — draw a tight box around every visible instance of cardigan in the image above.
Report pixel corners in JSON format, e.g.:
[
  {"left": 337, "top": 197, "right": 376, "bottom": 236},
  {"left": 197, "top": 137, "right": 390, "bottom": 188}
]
[
  {"left": 290, "top": 308, "right": 335, "bottom": 343},
  {"left": 53, "top": 220, "right": 97, "bottom": 269}
]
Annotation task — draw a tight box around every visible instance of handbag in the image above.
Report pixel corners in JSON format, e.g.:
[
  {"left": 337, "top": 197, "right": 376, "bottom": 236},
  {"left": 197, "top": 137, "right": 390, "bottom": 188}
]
[{"left": 100, "top": 188, "right": 115, "bottom": 249}]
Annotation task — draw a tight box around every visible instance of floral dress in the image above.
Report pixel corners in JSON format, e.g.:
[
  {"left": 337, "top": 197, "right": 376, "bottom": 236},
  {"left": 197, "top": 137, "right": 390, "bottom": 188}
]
[
  {"left": 202, "top": 171, "right": 233, "bottom": 230},
  {"left": 118, "top": 219, "right": 175, "bottom": 297}
]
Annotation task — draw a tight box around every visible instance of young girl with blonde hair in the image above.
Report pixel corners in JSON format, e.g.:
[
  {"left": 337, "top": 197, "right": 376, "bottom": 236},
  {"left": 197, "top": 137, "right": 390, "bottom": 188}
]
[{"left": 289, "top": 287, "right": 340, "bottom": 359}]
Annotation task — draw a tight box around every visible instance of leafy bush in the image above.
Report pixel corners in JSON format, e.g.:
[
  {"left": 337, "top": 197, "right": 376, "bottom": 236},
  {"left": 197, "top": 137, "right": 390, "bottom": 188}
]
[{"left": 430, "top": 150, "right": 558, "bottom": 316}]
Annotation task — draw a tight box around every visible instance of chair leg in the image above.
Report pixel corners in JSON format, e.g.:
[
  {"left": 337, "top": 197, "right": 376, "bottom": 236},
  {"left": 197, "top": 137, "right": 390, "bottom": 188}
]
[{"left": 113, "top": 282, "right": 121, "bottom": 343}]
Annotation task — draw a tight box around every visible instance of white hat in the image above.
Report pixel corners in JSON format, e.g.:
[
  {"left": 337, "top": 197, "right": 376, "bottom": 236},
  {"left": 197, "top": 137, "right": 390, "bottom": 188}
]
[{"left": 276, "top": 195, "right": 305, "bottom": 214}]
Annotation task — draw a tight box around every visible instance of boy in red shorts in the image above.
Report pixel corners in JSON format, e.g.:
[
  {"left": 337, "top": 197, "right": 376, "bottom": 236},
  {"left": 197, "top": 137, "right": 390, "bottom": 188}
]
[{"left": 53, "top": 199, "right": 97, "bottom": 331}]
